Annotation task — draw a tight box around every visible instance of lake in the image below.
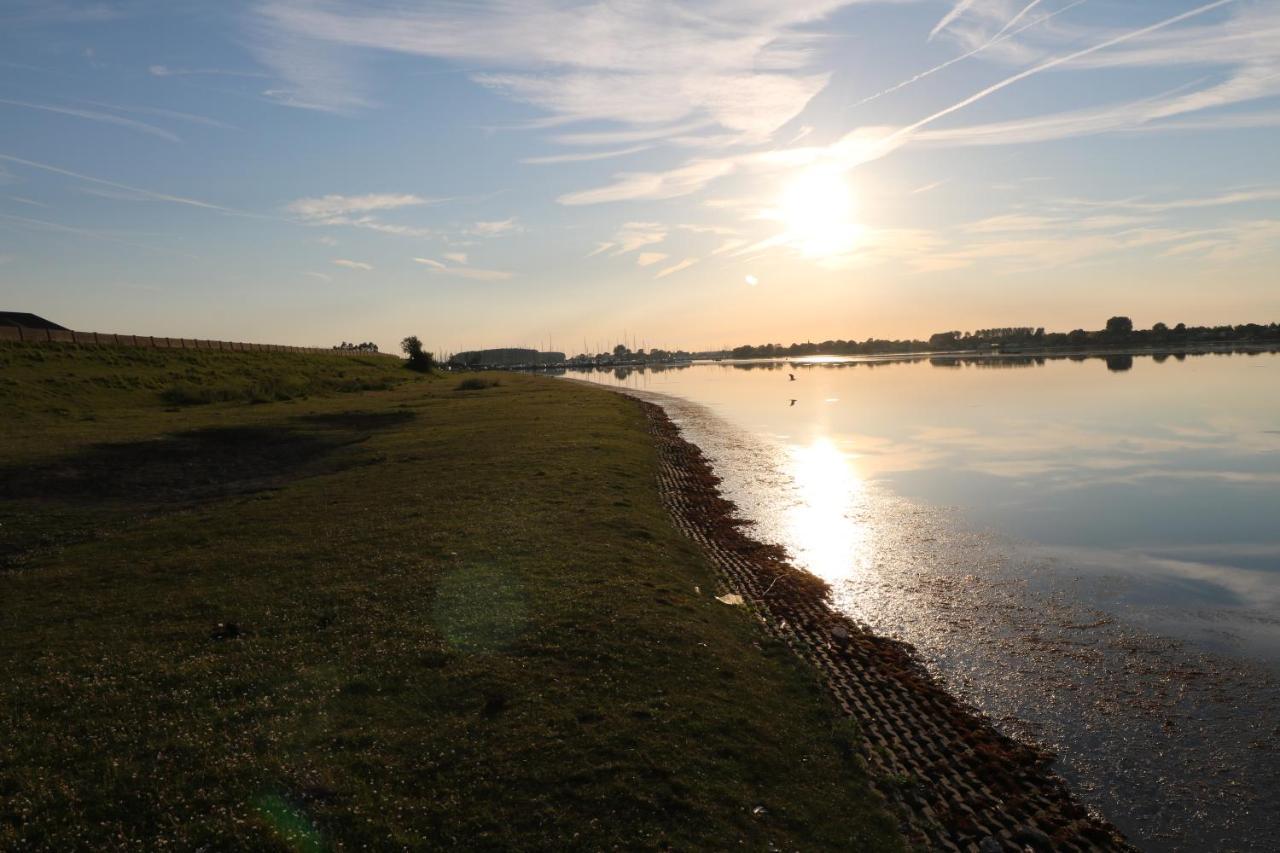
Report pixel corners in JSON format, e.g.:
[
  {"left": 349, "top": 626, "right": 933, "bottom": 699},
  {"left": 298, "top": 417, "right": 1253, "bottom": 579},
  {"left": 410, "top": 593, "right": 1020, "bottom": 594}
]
[{"left": 566, "top": 351, "right": 1280, "bottom": 852}]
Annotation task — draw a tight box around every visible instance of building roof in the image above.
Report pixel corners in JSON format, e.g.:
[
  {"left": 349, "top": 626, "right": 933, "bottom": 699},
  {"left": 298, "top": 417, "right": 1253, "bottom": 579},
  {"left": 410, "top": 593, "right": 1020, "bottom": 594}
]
[{"left": 0, "top": 312, "right": 69, "bottom": 331}]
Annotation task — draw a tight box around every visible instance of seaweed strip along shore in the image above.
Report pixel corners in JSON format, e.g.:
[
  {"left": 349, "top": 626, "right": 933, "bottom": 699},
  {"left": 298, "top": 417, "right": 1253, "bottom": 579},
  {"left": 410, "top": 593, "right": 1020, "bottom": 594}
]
[{"left": 638, "top": 399, "right": 1134, "bottom": 852}]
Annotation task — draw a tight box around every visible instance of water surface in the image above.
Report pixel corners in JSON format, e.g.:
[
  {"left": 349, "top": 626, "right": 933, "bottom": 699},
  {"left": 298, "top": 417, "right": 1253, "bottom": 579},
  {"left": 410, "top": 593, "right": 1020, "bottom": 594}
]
[{"left": 569, "top": 352, "right": 1280, "bottom": 851}]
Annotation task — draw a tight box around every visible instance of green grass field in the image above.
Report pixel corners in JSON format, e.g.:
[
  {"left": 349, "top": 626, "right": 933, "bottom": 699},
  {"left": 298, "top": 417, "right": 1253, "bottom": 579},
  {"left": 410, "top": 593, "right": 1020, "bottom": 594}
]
[{"left": 0, "top": 343, "right": 901, "bottom": 851}]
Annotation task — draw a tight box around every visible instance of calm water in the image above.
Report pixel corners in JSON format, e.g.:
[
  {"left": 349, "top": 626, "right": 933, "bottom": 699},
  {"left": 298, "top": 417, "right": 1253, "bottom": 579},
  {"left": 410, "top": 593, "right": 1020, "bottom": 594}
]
[{"left": 567, "top": 352, "right": 1280, "bottom": 852}]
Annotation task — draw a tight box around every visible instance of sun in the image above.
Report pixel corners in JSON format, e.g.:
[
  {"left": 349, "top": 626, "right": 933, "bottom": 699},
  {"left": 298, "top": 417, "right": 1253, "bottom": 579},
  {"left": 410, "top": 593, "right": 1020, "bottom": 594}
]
[{"left": 775, "top": 166, "right": 863, "bottom": 259}]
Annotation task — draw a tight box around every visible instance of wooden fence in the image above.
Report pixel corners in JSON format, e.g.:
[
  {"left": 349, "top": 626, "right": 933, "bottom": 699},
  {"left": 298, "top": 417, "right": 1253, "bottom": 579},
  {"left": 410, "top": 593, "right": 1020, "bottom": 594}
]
[{"left": 0, "top": 325, "right": 392, "bottom": 357}]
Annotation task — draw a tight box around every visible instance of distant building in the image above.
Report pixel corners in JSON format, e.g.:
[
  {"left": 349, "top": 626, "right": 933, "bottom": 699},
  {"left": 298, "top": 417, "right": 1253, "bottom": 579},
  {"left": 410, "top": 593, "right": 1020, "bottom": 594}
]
[
  {"left": 0, "top": 312, "right": 68, "bottom": 331},
  {"left": 450, "top": 348, "right": 565, "bottom": 367}
]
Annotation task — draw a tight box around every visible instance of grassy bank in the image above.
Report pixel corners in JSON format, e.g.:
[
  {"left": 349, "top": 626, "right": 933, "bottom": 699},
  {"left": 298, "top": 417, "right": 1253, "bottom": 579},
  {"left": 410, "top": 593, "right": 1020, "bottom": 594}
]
[{"left": 0, "top": 343, "right": 900, "bottom": 851}]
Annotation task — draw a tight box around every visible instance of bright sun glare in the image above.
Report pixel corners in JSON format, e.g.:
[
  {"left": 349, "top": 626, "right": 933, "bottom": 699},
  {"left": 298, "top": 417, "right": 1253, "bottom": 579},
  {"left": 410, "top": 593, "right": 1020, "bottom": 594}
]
[
  {"left": 786, "top": 437, "right": 869, "bottom": 582},
  {"left": 776, "top": 166, "right": 863, "bottom": 259}
]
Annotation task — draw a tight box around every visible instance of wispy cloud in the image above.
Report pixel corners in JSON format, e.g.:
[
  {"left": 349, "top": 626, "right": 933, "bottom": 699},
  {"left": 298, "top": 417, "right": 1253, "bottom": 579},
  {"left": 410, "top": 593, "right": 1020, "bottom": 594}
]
[
  {"left": 551, "top": 120, "right": 714, "bottom": 148},
  {"left": 0, "top": 152, "right": 235, "bottom": 213},
  {"left": 1158, "top": 219, "right": 1280, "bottom": 263},
  {"left": 249, "top": 0, "right": 848, "bottom": 140},
  {"left": 555, "top": 0, "right": 1255, "bottom": 217},
  {"left": 938, "top": 1, "right": 1280, "bottom": 133},
  {"left": 592, "top": 222, "right": 668, "bottom": 257},
  {"left": 1060, "top": 187, "right": 1280, "bottom": 214},
  {"left": 440, "top": 267, "right": 512, "bottom": 281},
  {"left": 521, "top": 145, "right": 652, "bottom": 165},
  {"left": 929, "top": 0, "right": 979, "bottom": 41},
  {"left": 989, "top": 0, "right": 1046, "bottom": 42},
  {"left": 655, "top": 257, "right": 699, "bottom": 278},
  {"left": 1, "top": 2, "right": 122, "bottom": 27},
  {"left": 911, "top": 179, "right": 948, "bottom": 194},
  {"left": 288, "top": 193, "right": 430, "bottom": 219},
  {"left": 911, "top": 93, "right": 1280, "bottom": 150},
  {"left": 469, "top": 218, "right": 520, "bottom": 236},
  {"left": 0, "top": 97, "right": 181, "bottom": 142},
  {"left": 333, "top": 258, "right": 373, "bottom": 270},
  {"left": 413, "top": 256, "right": 511, "bottom": 280},
  {"left": 303, "top": 270, "right": 332, "bottom": 281},
  {"left": 289, "top": 192, "right": 439, "bottom": 237},
  {"left": 80, "top": 99, "right": 235, "bottom": 130},
  {"left": 3, "top": 194, "right": 50, "bottom": 208},
  {"left": 635, "top": 252, "right": 668, "bottom": 267},
  {"left": 892, "top": 0, "right": 1240, "bottom": 145},
  {"left": 559, "top": 125, "right": 901, "bottom": 206},
  {"left": 148, "top": 64, "right": 268, "bottom": 79},
  {"left": 558, "top": 159, "right": 739, "bottom": 206},
  {"left": 711, "top": 237, "right": 750, "bottom": 256},
  {"left": 849, "top": 0, "right": 1083, "bottom": 110},
  {"left": 904, "top": 219, "right": 1279, "bottom": 273},
  {"left": 0, "top": 211, "right": 202, "bottom": 259}
]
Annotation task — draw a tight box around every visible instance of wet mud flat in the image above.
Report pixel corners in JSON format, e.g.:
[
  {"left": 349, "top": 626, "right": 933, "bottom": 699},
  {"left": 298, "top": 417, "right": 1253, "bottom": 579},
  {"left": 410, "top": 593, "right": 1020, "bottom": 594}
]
[
  {"left": 638, "top": 399, "right": 1131, "bottom": 852},
  {"left": 830, "top": 528, "right": 1280, "bottom": 852}
]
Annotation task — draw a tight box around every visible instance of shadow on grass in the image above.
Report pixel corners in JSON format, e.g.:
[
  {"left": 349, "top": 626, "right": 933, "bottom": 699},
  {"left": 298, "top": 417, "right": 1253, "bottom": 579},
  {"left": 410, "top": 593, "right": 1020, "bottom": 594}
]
[
  {"left": 0, "top": 410, "right": 417, "bottom": 567},
  {"left": 1, "top": 410, "right": 418, "bottom": 504},
  {"left": 292, "top": 410, "right": 416, "bottom": 431},
  {"left": 1, "top": 427, "right": 347, "bottom": 503},
  {"left": 454, "top": 377, "right": 501, "bottom": 391}
]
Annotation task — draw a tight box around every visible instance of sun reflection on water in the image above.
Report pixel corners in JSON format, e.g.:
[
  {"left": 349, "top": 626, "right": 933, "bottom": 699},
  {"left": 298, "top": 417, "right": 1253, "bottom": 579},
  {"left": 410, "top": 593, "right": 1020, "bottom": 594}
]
[{"left": 784, "top": 437, "right": 870, "bottom": 583}]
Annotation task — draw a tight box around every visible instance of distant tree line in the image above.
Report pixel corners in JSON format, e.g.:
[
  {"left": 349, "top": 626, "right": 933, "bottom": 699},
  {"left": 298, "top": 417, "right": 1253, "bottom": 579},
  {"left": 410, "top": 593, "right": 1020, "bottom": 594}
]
[
  {"left": 568, "top": 344, "right": 698, "bottom": 364},
  {"left": 727, "top": 317, "right": 1280, "bottom": 358},
  {"left": 333, "top": 341, "right": 380, "bottom": 352}
]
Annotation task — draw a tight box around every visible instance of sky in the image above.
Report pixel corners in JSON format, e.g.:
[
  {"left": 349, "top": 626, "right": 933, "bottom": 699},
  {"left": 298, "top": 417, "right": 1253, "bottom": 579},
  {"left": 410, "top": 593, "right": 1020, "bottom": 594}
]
[{"left": 1, "top": 0, "right": 1278, "bottom": 354}]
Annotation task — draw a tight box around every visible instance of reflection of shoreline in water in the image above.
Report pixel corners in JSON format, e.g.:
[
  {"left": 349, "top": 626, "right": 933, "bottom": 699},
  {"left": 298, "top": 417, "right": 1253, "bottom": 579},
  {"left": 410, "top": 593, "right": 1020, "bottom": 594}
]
[
  {"left": 554, "top": 345, "right": 1280, "bottom": 381},
  {"left": 641, "top": 396, "right": 1131, "bottom": 851},
  {"left": 571, "top": 378, "right": 1280, "bottom": 853}
]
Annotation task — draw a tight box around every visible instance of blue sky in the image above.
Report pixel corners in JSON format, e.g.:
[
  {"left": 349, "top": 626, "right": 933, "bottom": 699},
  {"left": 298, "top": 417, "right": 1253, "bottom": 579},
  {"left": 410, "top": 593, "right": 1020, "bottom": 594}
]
[{"left": 1, "top": 0, "right": 1277, "bottom": 353}]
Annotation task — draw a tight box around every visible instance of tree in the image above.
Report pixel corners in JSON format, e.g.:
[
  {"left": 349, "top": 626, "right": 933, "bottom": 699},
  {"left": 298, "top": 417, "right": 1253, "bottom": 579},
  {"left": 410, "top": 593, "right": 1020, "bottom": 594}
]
[
  {"left": 929, "top": 331, "right": 962, "bottom": 349},
  {"left": 400, "top": 335, "right": 435, "bottom": 372},
  {"left": 1152, "top": 322, "right": 1169, "bottom": 335},
  {"left": 1105, "top": 316, "right": 1134, "bottom": 336}
]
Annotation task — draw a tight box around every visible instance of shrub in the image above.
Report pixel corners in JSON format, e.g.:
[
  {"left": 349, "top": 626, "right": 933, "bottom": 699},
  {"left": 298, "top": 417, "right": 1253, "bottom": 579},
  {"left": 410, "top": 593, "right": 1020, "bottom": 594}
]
[{"left": 401, "top": 336, "right": 435, "bottom": 373}]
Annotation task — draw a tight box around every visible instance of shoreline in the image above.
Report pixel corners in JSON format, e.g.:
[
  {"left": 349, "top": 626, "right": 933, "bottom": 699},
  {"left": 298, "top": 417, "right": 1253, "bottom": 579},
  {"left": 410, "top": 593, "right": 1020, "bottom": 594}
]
[
  {"left": 2, "top": 361, "right": 913, "bottom": 849},
  {"left": 636, "top": 396, "right": 1133, "bottom": 852}
]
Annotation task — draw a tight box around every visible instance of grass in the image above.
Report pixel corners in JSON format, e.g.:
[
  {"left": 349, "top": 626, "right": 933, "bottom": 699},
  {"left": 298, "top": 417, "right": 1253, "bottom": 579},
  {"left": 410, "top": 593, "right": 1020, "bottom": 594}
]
[
  {"left": 0, "top": 344, "right": 902, "bottom": 851},
  {"left": 0, "top": 343, "right": 403, "bottom": 427},
  {"left": 454, "top": 376, "right": 501, "bottom": 391}
]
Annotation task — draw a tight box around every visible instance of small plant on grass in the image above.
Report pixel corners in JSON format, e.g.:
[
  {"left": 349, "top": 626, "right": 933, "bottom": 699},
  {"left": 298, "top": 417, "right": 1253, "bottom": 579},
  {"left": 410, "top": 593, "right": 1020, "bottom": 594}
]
[{"left": 401, "top": 336, "right": 435, "bottom": 373}]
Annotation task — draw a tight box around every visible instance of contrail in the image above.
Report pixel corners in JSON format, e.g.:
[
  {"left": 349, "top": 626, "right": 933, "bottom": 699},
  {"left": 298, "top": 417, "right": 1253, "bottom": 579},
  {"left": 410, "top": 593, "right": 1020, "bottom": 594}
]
[
  {"left": 930, "top": 0, "right": 978, "bottom": 41},
  {"left": 0, "top": 152, "right": 271, "bottom": 219},
  {"left": 0, "top": 98, "right": 180, "bottom": 142},
  {"left": 894, "top": 0, "right": 1238, "bottom": 142},
  {"left": 0, "top": 211, "right": 204, "bottom": 260},
  {"left": 990, "top": 0, "right": 1046, "bottom": 43},
  {"left": 849, "top": 0, "right": 1085, "bottom": 111}
]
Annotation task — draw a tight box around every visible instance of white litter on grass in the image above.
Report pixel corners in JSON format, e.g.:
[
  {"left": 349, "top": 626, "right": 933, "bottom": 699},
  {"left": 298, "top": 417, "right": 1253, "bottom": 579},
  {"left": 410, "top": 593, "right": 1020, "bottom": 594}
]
[{"left": 716, "top": 593, "right": 744, "bottom": 606}]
